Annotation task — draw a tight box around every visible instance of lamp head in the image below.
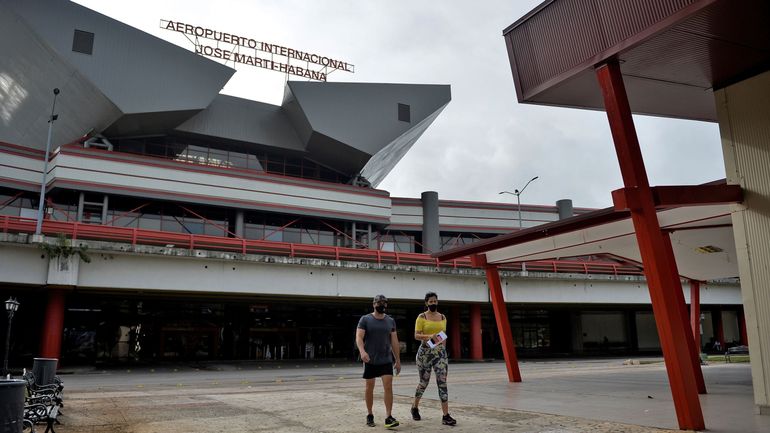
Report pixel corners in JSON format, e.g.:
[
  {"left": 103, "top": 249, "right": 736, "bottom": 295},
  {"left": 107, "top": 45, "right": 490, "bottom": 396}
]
[
  {"left": 53, "top": 88, "right": 60, "bottom": 95},
  {"left": 514, "top": 189, "right": 520, "bottom": 194},
  {"left": 5, "top": 297, "right": 19, "bottom": 313}
]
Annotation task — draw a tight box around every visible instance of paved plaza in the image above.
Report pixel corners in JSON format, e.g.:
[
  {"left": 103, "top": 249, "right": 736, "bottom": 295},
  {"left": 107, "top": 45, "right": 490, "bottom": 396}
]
[{"left": 45, "top": 358, "right": 769, "bottom": 433}]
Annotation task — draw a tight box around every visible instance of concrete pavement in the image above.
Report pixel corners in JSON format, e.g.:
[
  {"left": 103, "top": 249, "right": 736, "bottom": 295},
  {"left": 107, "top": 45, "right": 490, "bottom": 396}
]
[{"left": 46, "top": 358, "right": 768, "bottom": 432}]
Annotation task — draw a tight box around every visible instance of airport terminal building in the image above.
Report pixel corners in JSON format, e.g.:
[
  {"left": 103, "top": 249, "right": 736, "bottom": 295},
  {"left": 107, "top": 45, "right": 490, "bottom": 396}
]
[{"left": 0, "top": 0, "right": 744, "bottom": 367}]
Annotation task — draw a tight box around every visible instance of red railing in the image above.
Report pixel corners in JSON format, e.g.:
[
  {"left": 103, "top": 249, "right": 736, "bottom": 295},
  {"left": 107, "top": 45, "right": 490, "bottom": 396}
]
[{"left": 1, "top": 215, "right": 644, "bottom": 276}]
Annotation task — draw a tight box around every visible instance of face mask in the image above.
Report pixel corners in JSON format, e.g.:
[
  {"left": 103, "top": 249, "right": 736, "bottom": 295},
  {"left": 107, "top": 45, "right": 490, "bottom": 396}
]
[
  {"left": 427, "top": 304, "right": 438, "bottom": 312},
  {"left": 375, "top": 305, "right": 386, "bottom": 314}
]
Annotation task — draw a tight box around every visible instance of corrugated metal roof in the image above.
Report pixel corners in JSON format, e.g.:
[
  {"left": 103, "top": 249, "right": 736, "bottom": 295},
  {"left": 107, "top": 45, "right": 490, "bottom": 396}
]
[{"left": 503, "top": 0, "right": 770, "bottom": 121}]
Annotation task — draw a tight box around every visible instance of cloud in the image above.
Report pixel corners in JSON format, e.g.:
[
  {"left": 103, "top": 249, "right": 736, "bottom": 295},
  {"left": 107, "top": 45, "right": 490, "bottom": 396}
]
[{"left": 75, "top": 0, "right": 727, "bottom": 209}]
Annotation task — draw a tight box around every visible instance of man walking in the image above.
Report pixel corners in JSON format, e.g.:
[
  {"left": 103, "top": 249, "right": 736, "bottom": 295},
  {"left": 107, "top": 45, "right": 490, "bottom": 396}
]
[{"left": 356, "top": 294, "right": 401, "bottom": 428}]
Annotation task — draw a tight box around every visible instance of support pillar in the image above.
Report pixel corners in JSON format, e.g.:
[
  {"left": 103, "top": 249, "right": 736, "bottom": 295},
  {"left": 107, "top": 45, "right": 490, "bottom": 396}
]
[
  {"left": 235, "top": 210, "right": 244, "bottom": 238},
  {"left": 77, "top": 192, "right": 84, "bottom": 222},
  {"left": 469, "top": 304, "right": 482, "bottom": 360},
  {"left": 714, "top": 308, "right": 725, "bottom": 350},
  {"left": 477, "top": 256, "right": 521, "bottom": 382},
  {"left": 101, "top": 195, "right": 109, "bottom": 224},
  {"left": 687, "top": 280, "right": 707, "bottom": 394},
  {"left": 449, "top": 306, "right": 461, "bottom": 359},
  {"left": 596, "top": 60, "right": 704, "bottom": 430},
  {"left": 690, "top": 280, "right": 701, "bottom": 352},
  {"left": 716, "top": 69, "right": 770, "bottom": 414},
  {"left": 40, "top": 289, "right": 65, "bottom": 359},
  {"left": 737, "top": 309, "right": 748, "bottom": 346},
  {"left": 421, "top": 191, "right": 440, "bottom": 254}
]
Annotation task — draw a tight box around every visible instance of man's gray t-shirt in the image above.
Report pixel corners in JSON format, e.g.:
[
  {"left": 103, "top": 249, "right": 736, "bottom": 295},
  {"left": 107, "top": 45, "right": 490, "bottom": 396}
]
[{"left": 357, "top": 313, "right": 396, "bottom": 365}]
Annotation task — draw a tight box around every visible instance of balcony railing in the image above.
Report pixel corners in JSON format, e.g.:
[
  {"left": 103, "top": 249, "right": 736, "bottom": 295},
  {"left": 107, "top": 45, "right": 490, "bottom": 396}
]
[{"left": 1, "top": 215, "right": 643, "bottom": 276}]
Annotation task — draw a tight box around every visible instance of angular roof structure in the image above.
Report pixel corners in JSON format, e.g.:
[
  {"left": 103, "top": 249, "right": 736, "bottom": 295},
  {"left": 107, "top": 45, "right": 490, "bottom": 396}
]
[{"left": 0, "top": 0, "right": 450, "bottom": 186}]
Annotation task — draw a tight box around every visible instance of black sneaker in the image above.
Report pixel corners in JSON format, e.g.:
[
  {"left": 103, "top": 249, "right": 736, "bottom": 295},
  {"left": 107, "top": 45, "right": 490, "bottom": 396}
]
[
  {"left": 411, "top": 406, "right": 421, "bottom": 421},
  {"left": 442, "top": 414, "right": 457, "bottom": 426},
  {"left": 384, "top": 415, "right": 400, "bottom": 428},
  {"left": 366, "top": 414, "right": 375, "bottom": 427}
]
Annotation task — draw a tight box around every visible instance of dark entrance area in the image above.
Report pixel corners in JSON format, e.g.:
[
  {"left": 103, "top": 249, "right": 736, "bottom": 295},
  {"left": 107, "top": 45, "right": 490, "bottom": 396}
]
[{"left": 57, "top": 292, "right": 430, "bottom": 365}]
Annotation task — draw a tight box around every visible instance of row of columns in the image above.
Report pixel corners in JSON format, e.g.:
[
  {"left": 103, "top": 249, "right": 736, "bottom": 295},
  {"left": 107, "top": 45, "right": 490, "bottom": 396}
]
[
  {"left": 34, "top": 289, "right": 483, "bottom": 363},
  {"left": 36, "top": 283, "right": 744, "bottom": 376}
]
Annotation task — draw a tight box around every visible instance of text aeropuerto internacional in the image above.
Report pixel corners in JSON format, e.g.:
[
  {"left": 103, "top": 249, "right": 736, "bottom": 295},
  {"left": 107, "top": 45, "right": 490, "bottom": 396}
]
[{"left": 161, "top": 19, "right": 355, "bottom": 82}]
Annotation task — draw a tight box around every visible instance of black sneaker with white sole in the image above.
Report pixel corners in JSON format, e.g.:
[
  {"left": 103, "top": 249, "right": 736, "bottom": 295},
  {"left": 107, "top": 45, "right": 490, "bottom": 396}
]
[
  {"left": 384, "top": 415, "right": 400, "bottom": 428},
  {"left": 442, "top": 413, "right": 457, "bottom": 426},
  {"left": 366, "top": 414, "right": 375, "bottom": 427}
]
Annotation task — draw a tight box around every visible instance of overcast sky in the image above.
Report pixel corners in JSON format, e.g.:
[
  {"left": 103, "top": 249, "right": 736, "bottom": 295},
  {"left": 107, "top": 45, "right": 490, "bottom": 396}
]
[{"left": 74, "top": 0, "right": 726, "bottom": 209}]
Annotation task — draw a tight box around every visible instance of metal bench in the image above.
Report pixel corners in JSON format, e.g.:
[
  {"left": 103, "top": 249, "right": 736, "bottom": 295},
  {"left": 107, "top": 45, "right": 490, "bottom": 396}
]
[
  {"left": 22, "top": 370, "right": 63, "bottom": 405},
  {"left": 22, "top": 370, "right": 64, "bottom": 433},
  {"left": 725, "top": 345, "right": 749, "bottom": 362},
  {"left": 24, "top": 396, "right": 60, "bottom": 433}
]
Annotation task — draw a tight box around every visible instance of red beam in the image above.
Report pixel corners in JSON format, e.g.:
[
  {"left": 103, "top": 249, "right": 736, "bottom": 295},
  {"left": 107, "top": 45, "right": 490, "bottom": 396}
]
[
  {"left": 686, "top": 279, "right": 707, "bottom": 394},
  {"left": 475, "top": 254, "right": 522, "bottom": 382},
  {"left": 612, "top": 184, "right": 742, "bottom": 211},
  {"left": 690, "top": 281, "right": 701, "bottom": 352},
  {"left": 434, "top": 207, "right": 628, "bottom": 261},
  {"left": 597, "top": 60, "right": 704, "bottom": 430}
]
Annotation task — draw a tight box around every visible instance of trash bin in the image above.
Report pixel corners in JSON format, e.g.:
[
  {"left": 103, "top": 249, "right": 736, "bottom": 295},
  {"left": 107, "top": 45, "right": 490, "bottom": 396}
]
[
  {"left": 32, "top": 358, "right": 58, "bottom": 387},
  {"left": 0, "top": 379, "right": 25, "bottom": 433}
]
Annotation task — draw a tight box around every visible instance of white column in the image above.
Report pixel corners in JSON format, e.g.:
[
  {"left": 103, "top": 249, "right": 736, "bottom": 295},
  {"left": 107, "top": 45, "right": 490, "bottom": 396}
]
[{"left": 716, "top": 69, "right": 770, "bottom": 415}]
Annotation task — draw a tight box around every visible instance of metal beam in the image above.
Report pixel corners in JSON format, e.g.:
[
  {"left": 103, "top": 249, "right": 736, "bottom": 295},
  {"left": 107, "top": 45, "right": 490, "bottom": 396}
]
[
  {"left": 612, "top": 184, "right": 742, "bottom": 211},
  {"left": 596, "top": 60, "right": 704, "bottom": 430},
  {"left": 474, "top": 254, "right": 522, "bottom": 382}
]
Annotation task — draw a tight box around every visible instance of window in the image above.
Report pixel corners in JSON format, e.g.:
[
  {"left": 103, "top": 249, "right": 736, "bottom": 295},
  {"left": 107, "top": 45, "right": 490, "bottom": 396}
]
[
  {"left": 72, "top": 30, "right": 95, "bottom": 55},
  {"left": 397, "top": 103, "right": 410, "bottom": 122}
]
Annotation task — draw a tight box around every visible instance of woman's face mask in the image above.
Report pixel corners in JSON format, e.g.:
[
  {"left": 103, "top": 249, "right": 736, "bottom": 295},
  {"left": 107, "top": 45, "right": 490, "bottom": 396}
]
[{"left": 426, "top": 296, "right": 438, "bottom": 312}]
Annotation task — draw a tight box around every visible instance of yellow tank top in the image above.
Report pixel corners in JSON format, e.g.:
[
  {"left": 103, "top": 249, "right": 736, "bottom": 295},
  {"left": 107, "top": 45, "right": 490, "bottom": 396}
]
[{"left": 415, "top": 313, "right": 446, "bottom": 336}]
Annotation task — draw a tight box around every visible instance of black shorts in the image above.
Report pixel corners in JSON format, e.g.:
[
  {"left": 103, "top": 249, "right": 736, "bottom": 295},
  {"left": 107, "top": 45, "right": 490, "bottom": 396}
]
[{"left": 362, "top": 362, "right": 393, "bottom": 379}]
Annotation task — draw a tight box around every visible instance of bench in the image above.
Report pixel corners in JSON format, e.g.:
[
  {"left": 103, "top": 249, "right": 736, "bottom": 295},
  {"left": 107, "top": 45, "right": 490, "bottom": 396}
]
[
  {"left": 24, "top": 397, "right": 60, "bottom": 433},
  {"left": 725, "top": 345, "right": 749, "bottom": 362},
  {"left": 22, "top": 370, "right": 63, "bottom": 405},
  {"left": 22, "top": 370, "right": 64, "bottom": 433}
]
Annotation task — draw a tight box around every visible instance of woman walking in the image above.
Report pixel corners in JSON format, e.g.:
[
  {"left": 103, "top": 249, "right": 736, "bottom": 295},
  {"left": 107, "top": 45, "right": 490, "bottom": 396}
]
[{"left": 411, "top": 291, "right": 456, "bottom": 426}]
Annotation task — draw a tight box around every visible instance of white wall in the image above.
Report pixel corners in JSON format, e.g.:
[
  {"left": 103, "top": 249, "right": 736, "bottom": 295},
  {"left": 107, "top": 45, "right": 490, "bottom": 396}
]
[{"left": 0, "top": 239, "right": 743, "bottom": 306}]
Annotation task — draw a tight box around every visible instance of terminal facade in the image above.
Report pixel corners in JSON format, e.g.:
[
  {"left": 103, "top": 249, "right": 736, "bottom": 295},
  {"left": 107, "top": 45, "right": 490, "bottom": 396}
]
[{"left": 0, "top": 0, "right": 744, "bottom": 367}]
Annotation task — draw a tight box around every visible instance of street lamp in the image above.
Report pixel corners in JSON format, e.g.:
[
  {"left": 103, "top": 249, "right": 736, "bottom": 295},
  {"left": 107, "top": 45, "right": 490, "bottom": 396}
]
[
  {"left": 499, "top": 176, "right": 539, "bottom": 229},
  {"left": 35, "top": 88, "right": 60, "bottom": 236},
  {"left": 3, "top": 297, "right": 20, "bottom": 377}
]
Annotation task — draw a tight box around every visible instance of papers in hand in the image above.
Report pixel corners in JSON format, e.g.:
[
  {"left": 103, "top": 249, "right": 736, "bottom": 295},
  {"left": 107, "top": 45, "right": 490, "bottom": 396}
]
[{"left": 427, "top": 331, "right": 448, "bottom": 348}]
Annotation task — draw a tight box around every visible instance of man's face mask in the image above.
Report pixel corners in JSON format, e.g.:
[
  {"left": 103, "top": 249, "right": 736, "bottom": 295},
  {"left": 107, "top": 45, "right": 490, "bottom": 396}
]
[{"left": 375, "top": 304, "right": 387, "bottom": 313}]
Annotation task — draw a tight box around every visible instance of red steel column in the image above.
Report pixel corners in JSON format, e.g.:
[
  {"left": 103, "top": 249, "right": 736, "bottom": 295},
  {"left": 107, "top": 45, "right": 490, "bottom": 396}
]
[
  {"left": 737, "top": 309, "right": 749, "bottom": 346},
  {"left": 40, "top": 289, "right": 66, "bottom": 359},
  {"left": 484, "top": 262, "right": 521, "bottom": 382},
  {"left": 596, "top": 61, "right": 704, "bottom": 430},
  {"left": 469, "top": 304, "right": 483, "bottom": 360},
  {"left": 690, "top": 280, "right": 701, "bottom": 351},
  {"left": 686, "top": 279, "right": 707, "bottom": 394},
  {"left": 449, "top": 306, "right": 462, "bottom": 359}
]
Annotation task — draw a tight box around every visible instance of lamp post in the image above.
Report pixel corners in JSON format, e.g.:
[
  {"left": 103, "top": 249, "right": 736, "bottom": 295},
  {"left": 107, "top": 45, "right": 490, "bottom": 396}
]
[
  {"left": 499, "top": 176, "right": 539, "bottom": 229},
  {"left": 35, "top": 88, "right": 60, "bottom": 237},
  {"left": 3, "top": 297, "right": 20, "bottom": 377}
]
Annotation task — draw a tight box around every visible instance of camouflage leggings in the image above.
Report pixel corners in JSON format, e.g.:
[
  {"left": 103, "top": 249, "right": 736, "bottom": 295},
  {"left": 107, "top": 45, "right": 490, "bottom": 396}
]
[{"left": 414, "top": 344, "right": 449, "bottom": 402}]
